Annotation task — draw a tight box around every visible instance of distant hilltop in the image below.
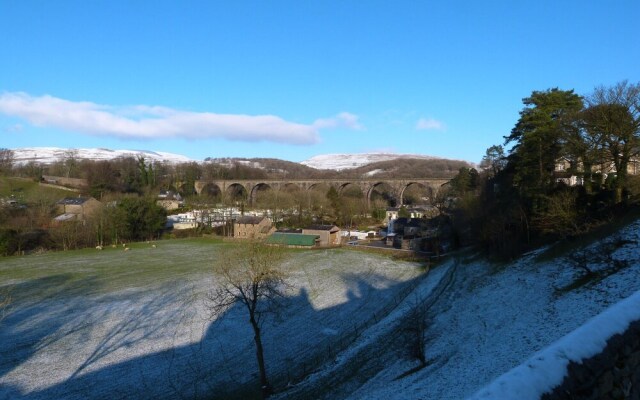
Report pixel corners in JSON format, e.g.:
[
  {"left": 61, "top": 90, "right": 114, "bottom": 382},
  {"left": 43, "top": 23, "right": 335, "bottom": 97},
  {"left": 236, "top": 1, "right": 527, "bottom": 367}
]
[
  {"left": 10, "top": 147, "right": 472, "bottom": 173},
  {"left": 10, "top": 147, "right": 194, "bottom": 165}
]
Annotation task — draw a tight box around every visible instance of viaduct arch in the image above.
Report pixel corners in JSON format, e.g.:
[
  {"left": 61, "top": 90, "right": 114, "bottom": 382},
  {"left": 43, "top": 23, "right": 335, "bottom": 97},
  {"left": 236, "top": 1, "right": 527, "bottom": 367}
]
[{"left": 193, "top": 178, "right": 450, "bottom": 207}]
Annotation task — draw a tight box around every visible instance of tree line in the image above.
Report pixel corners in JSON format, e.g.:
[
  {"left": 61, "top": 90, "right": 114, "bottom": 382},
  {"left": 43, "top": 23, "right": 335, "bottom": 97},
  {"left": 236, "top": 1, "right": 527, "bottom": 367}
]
[
  {"left": 446, "top": 80, "right": 640, "bottom": 258},
  {"left": 0, "top": 151, "right": 403, "bottom": 254},
  {"left": 0, "top": 194, "right": 167, "bottom": 255}
]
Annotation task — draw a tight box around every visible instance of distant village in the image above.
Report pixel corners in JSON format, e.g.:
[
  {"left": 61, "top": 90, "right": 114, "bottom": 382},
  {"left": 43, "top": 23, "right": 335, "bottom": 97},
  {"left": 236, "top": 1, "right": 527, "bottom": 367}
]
[
  {"left": 154, "top": 188, "right": 445, "bottom": 253},
  {"left": 28, "top": 176, "right": 449, "bottom": 255}
]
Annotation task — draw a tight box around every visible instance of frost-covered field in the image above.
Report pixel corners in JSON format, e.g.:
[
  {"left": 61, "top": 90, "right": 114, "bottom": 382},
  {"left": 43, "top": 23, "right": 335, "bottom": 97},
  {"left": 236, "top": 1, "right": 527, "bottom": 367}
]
[
  {"left": 0, "top": 240, "right": 423, "bottom": 399},
  {"left": 276, "top": 219, "right": 640, "bottom": 400}
]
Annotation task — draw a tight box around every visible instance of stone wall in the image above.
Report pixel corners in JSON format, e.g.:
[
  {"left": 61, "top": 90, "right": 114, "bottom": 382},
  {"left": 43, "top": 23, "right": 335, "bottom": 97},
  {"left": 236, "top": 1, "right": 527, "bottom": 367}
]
[{"left": 542, "top": 320, "right": 640, "bottom": 400}]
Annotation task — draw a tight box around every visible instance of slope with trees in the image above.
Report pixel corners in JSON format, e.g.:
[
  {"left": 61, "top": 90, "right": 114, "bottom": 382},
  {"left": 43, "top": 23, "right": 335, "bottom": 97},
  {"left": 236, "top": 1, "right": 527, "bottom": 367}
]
[{"left": 447, "top": 81, "right": 640, "bottom": 259}]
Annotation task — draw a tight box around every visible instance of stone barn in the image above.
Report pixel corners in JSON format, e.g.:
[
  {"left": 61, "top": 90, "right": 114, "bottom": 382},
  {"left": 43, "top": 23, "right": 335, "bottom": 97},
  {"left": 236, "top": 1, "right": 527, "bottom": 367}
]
[{"left": 233, "top": 216, "right": 275, "bottom": 239}]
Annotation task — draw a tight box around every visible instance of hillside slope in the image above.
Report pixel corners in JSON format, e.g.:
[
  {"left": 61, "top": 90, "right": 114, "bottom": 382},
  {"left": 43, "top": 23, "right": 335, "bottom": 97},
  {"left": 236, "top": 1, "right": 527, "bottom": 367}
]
[
  {"left": 275, "top": 219, "right": 640, "bottom": 400},
  {"left": 342, "top": 157, "right": 471, "bottom": 178}
]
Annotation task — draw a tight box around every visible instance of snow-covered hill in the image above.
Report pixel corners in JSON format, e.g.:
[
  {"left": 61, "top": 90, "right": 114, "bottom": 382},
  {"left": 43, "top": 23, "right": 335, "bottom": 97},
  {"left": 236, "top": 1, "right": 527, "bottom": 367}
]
[
  {"left": 300, "top": 153, "right": 439, "bottom": 170},
  {"left": 11, "top": 147, "right": 194, "bottom": 165},
  {"left": 300, "top": 153, "right": 437, "bottom": 171},
  {"left": 11, "top": 147, "right": 469, "bottom": 173},
  {"left": 275, "top": 219, "right": 640, "bottom": 400}
]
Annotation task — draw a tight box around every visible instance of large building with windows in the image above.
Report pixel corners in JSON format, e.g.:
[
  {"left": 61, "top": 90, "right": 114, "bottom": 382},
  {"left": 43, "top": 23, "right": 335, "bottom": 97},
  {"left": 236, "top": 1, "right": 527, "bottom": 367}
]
[{"left": 554, "top": 156, "right": 640, "bottom": 186}]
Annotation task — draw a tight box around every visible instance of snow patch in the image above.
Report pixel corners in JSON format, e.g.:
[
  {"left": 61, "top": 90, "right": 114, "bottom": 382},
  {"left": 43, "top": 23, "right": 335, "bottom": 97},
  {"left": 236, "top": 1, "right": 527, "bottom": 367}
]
[
  {"left": 364, "top": 169, "right": 383, "bottom": 177},
  {"left": 470, "top": 289, "right": 640, "bottom": 400}
]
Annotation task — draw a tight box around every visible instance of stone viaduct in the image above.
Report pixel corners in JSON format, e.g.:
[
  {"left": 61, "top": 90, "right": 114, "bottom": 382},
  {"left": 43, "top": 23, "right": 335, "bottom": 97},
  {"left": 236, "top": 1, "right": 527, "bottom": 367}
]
[{"left": 192, "top": 178, "right": 451, "bottom": 206}]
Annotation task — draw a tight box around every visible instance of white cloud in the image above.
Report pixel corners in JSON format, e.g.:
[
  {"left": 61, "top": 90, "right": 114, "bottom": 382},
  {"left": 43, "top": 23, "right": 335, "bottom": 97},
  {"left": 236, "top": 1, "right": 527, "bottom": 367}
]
[
  {"left": 313, "top": 112, "right": 364, "bottom": 130},
  {"left": 416, "top": 117, "right": 445, "bottom": 131},
  {"left": 0, "top": 92, "right": 360, "bottom": 145}
]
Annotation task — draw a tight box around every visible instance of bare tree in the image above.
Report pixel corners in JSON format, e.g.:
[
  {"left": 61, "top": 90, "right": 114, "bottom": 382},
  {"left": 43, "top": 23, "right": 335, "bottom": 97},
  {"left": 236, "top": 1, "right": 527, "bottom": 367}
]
[
  {"left": 50, "top": 220, "right": 90, "bottom": 250},
  {"left": 63, "top": 149, "right": 79, "bottom": 178},
  {"left": 207, "top": 242, "right": 288, "bottom": 398},
  {"left": 584, "top": 81, "right": 640, "bottom": 203},
  {"left": 532, "top": 190, "right": 582, "bottom": 238},
  {"left": 0, "top": 148, "right": 14, "bottom": 175}
]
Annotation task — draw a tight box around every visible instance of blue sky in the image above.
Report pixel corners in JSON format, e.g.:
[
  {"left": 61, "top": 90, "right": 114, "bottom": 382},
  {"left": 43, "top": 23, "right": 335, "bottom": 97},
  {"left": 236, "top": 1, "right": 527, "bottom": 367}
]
[{"left": 1, "top": 1, "right": 638, "bottom": 163}]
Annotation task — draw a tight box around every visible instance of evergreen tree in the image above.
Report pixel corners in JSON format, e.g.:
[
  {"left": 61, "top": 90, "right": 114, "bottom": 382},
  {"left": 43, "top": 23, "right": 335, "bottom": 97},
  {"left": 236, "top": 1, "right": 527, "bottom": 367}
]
[
  {"left": 505, "top": 88, "right": 584, "bottom": 199},
  {"left": 117, "top": 197, "right": 167, "bottom": 241}
]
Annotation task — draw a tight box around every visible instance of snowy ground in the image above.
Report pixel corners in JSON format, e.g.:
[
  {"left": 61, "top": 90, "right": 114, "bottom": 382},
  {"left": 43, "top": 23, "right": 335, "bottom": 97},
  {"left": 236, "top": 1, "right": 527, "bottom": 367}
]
[
  {"left": 3, "top": 218, "right": 639, "bottom": 400},
  {"left": 0, "top": 243, "right": 423, "bottom": 399},
  {"left": 470, "top": 289, "right": 640, "bottom": 400},
  {"left": 274, "top": 219, "right": 640, "bottom": 400}
]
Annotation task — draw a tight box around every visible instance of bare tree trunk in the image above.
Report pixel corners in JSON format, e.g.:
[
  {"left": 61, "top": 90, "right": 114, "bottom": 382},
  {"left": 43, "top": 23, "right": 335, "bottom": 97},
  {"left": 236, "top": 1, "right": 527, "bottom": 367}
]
[
  {"left": 250, "top": 315, "right": 272, "bottom": 398},
  {"left": 615, "top": 159, "right": 628, "bottom": 204},
  {"left": 208, "top": 242, "right": 287, "bottom": 398}
]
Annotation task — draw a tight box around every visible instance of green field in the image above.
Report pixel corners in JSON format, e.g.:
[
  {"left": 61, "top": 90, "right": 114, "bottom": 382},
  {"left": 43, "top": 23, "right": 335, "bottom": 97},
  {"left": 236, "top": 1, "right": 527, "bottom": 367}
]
[
  {"left": 0, "top": 238, "right": 226, "bottom": 296},
  {"left": 0, "top": 177, "right": 73, "bottom": 204}
]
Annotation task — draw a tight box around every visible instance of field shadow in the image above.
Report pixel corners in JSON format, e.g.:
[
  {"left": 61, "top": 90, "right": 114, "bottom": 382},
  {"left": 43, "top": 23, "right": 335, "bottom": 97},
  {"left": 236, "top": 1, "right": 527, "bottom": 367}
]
[
  {"left": 0, "top": 274, "right": 98, "bottom": 379},
  {"left": 0, "top": 270, "right": 423, "bottom": 400}
]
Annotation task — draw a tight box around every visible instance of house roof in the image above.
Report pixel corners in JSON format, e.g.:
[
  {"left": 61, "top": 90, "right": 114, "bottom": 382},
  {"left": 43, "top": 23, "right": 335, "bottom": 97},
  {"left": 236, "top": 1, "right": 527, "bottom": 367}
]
[
  {"left": 158, "top": 190, "right": 183, "bottom": 200},
  {"left": 236, "top": 216, "right": 268, "bottom": 225},
  {"left": 57, "top": 197, "right": 93, "bottom": 205},
  {"left": 266, "top": 233, "right": 319, "bottom": 246},
  {"left": 277, "top": 228, "right": 303, "bottom": 234},
  {"left": 305, "top": 225, "right": 340, "bottom": 232}
]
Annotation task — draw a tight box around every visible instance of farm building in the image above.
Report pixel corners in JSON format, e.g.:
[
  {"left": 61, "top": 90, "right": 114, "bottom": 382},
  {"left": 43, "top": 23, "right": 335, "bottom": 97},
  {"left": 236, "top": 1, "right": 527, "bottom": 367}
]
[
  {"left": 55, "top": 197, "right": 102, "bottom": 222},
  {"left": 233, "top": 216, "right": 275, "bottom": 239},
  {"left": 302, "top": 225, "right": 341, "bottom": 247},
  {"left": 156, "top": 190, "right": 184, "bottom": 211}
]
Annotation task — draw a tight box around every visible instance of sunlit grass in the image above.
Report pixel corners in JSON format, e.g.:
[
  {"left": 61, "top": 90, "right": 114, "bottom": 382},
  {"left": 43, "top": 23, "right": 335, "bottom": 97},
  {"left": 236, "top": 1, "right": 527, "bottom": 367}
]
[
  {"left": 0, "top": 176, "right": 72, "bottom": 203},
  {"left": 0, "top": 237, "right": 226, "bottom": 295}
]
